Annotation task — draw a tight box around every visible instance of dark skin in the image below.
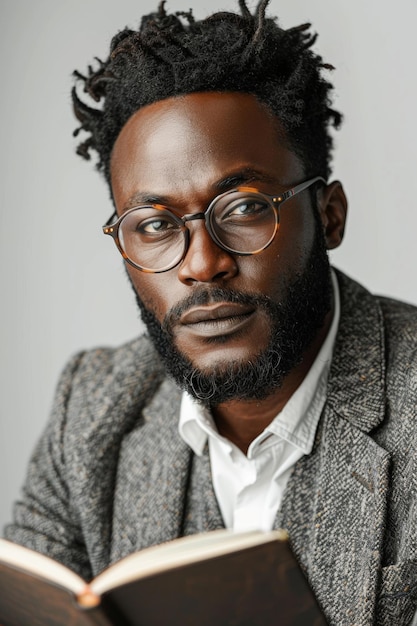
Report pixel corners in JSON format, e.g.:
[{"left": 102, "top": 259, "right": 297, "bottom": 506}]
[{"left": 110, "top": 92, "right": 347, "bottom": 454}]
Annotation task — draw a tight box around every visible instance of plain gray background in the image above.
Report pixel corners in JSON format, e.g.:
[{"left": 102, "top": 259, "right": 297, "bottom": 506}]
[{"left": 1, "top": 0, "right": 416, "bottom": 532}]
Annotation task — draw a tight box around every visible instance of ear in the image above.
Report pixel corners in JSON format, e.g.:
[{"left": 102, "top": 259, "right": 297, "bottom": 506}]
[{"left": 317, "top": 181, "right": 348, "bottom": 250}]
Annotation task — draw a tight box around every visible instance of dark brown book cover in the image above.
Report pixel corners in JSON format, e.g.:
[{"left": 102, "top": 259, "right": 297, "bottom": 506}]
[
  {"left": 0, "top": 530, "right": 327, "bottom": 626},
  {"left": 0, "top": 562, "right": 117, "bottom": 626}
]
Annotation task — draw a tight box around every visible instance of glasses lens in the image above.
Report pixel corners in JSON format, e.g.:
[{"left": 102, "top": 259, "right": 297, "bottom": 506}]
[
  {"left": 118, "top": 207, "right": 186, "bottom": 272},
  {"left": 210, "top": 191, "right": 278, "bottom": 254}
]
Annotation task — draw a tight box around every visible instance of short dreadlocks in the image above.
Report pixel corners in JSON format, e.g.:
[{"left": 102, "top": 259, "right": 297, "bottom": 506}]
[{"left": 72, "top": 0, "right": 342, "bottom": 187}]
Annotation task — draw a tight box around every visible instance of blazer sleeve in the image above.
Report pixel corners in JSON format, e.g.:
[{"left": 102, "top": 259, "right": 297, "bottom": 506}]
[{"left": 3, "top": 352, "right": 93, "bottom": 581}]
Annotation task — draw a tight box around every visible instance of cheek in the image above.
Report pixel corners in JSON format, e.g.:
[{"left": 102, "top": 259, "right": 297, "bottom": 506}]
[
  {"left": 275, "top": 208, "right": 316, "bottom": 267},
  {"left": 127, "top": 267, "right": 173, "bottom": 323},
  {"left": 238, "top": 210, "right": 316, "bottom": 294}
]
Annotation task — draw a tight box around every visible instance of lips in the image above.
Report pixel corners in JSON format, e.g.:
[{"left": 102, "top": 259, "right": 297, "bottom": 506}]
[{"left": 179, "top": 302, "right": 256, "bottom": 337}]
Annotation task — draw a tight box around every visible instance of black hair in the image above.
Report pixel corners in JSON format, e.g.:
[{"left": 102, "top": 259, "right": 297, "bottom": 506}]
[{"left": 72, "top": 0, "right": 342, "bottom": 186}]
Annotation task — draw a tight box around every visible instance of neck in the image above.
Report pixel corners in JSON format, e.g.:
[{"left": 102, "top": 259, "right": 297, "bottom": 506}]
[{"left": 212, "top": 307, "right": 334, "bottom": 454}]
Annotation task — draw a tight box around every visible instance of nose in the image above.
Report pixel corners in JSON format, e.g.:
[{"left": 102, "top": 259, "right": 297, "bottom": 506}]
[{"left": 177, "top": 218, "right": 238, "bottom": 285}]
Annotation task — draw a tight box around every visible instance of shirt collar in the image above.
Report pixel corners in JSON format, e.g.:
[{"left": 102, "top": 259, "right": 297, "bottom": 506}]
[{"left": 179, "top": 270, "right": 340, "bottom": 457}]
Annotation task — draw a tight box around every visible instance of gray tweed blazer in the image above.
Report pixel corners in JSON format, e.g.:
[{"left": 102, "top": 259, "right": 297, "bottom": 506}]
[{"left": 5, "top": 271, "right": 417, "bottom": 626}]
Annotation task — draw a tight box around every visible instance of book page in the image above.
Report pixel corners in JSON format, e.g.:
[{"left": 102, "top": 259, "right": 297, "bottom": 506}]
[
  {"left": 92, "top": 528, "right": 288, "bottom": 595},
  {"left": 0, "top": 539, "right": 86, "bottom": 595}
]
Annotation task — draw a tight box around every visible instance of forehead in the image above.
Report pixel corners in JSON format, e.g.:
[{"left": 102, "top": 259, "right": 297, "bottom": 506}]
[{"left": 110, "top": 92, "right": 305, "bottom": 205}]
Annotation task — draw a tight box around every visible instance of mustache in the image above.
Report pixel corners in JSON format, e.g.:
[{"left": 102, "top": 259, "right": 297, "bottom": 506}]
[{"left": 162, "top": 287, "right": 274, "bottom": 332}]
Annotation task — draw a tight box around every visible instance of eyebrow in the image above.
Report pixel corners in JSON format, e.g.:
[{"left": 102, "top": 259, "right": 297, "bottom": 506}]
[
  {"left": 214, "top": 167, "right": 277, "bottom": 191},
  {"left": 123, "top": 167, "right": 279, "bottom": 210}
]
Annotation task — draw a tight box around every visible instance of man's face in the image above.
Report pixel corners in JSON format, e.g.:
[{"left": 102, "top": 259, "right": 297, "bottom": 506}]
[{"left": 110, "top": 92, "right": 333, "bottom": 404}]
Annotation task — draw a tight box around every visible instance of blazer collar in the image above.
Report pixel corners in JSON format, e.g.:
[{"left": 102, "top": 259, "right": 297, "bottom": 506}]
[{"left": 327, "top": 270, "right": 386, "bottom": 432}]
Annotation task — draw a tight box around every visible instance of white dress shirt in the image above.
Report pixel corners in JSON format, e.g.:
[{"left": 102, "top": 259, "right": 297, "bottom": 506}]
[{"left": 179, "top": 271, "right": 340, "bottom": 531}]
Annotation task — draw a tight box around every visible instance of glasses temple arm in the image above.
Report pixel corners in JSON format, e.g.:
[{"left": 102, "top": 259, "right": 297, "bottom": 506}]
[
  {"left": 279, "top": 176, "right": 327, "bottom": 202},
  {"left": 103, "top": 212, "right": 117, "bottom": 227}
]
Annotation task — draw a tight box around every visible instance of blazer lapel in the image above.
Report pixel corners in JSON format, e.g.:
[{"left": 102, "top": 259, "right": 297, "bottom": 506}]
[
  {"left": 182, "top": 445, "right": 225, "bottom": 535},
  {"left": 110, "top": 378, "right": 193, "bottom": 564},
  {"left": 66, "top": 337, "right": 167, "bottom": 575},
  {"left": 277, "top": 408, "right": 390, "bottom": 625},
  {"left": 276, "top": 271, "right": 391, "bottom": 625}
]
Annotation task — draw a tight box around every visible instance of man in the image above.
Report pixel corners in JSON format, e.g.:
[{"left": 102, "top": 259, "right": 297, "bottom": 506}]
[{"left": 4, "top": 1, "right": 417, "bottom": 624}]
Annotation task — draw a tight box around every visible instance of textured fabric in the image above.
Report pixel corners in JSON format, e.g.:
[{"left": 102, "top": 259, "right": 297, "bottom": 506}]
[{"left": 4, "top": 270, "right": 417, "bottom": 626}]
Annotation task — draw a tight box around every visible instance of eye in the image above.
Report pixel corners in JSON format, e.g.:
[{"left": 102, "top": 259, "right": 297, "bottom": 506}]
[
  {"left": 139, "top": 218, "right": 176, "bottom": 234},
  {"left": 220, "top": 198, "right": 270, "bottom": 222},
  {"left": 228, "top": 200, "right": 267, "bottom": 216}
]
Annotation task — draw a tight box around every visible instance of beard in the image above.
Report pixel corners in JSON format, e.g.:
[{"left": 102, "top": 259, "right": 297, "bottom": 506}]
[{"left": 133, "top": 212, "right": 332, "bottom": 407}]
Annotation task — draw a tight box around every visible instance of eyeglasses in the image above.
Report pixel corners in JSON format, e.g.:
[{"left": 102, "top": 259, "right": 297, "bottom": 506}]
[{"left": 102, "top": 176, "right": 325, "bottom": 273}]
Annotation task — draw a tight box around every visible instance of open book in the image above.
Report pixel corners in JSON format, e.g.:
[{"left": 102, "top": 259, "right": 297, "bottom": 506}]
[{"left": 0, "top": 529, "right": 327, "bottom": 625}]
